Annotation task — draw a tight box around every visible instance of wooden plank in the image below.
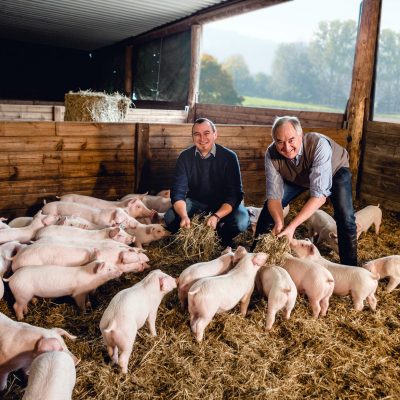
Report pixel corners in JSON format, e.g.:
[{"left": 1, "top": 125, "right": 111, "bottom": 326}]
[
  {"left": 359, "top": 192, "right": 400, "bottom": 212},
  {"left": 53, "top": 106, "right": 64, "bottom": 122},
  {"left": 0, "top": 162, "right": 134, "bottom": 181},
  {"left": 0, "top": 105, "right": 54, "bottom": 112},
  {"left": 136, "top": 123, "right": 150, "bottom": 192},
  {"left": 55, "top": 122, "right": 135, "bottom": 136},
  {"left": 0, "top": 150, "right": 134, "bottom": 165},
  {"left": 0, "top": 121, "right": 56, "bottom": 136},
  {"left": 0, "top": 136, "right": 134, "bottom": 151}
]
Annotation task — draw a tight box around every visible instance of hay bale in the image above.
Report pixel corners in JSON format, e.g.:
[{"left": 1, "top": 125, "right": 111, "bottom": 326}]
[{"left": 64, "top": 90, "right": 131, "bottom": 122}]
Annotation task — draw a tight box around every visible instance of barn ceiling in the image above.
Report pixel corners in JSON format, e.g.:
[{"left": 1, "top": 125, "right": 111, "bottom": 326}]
[{"left": 0, "top": 0, "right": 230, "bottom": 51}]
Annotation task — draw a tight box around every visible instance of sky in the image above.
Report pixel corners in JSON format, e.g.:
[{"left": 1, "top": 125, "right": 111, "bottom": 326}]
[{"left": 205, "top": 0, "right": 400, "bottom": 43}]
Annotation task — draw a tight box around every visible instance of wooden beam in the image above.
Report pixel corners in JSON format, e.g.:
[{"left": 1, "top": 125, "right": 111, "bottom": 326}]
[
  {"left": 119, "top": 0, "right": 290, "bottom": 47},
  {"left": 135, "top": 123, "right": 150, "bottom": 192},
  {"left": 346, "top": 0, "right": 381, "bottom": 192},
  {"left": 53, "top": 106, "right": 64, "bottom": 121},
  {"left": 187, "top": 25, "right": 202, "bottom": 113},
  {"left": 124, "top": 45, "right": 133, "bottom": 97}
]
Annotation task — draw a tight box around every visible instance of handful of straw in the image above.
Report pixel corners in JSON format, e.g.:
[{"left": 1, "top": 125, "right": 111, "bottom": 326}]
[
  {"left": 253, "top": 233, "right": 290, "bottom": 266},
  {"left": 170, "top": 214, "right": 222, "bottom": 262}
]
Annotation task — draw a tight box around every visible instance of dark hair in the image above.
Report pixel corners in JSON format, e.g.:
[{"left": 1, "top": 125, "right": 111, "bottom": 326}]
[{"left": 192, "top": 117, "right": 216, "bottom": 133}]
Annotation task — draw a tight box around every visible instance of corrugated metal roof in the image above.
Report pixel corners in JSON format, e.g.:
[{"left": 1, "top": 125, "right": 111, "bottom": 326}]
[{"left": 0, "top": 0, "right": 228, "bottom": 50}]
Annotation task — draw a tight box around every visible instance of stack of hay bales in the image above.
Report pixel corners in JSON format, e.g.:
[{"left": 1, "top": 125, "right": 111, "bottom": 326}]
[{"left": 64, "top": 90, "right": 131, "bottom": 122}]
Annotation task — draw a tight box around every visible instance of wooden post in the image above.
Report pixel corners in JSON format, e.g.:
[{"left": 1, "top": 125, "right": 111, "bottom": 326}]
[
  {"left": 187, "top": 24, "right": 202, "bottom": 120},
  {"left": 346, "top": 0, "right": 381, "bottom": 192},
  {"left": 124, "top": 45, "right": 133, "bottom": 98},
  {"left": 135, "top": 123, "right": 151, "bottom": 192}
]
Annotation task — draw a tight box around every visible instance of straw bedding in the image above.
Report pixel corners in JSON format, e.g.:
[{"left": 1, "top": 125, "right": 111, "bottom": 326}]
[{"left": 1, "top": 199, "right": 399, "bottom": 399}]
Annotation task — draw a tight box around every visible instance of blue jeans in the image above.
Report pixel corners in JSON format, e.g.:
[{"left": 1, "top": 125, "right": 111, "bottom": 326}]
[
  {"left": 164, "top": 198, "right": 250, "bottom": 247},
  {"left": 252, "top": 167, "right": 357, "bottom": 265}
]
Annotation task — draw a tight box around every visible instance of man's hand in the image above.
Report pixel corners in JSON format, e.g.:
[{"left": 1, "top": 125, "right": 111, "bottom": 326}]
[
  {"left": 272, "top": 223, "right": 284, "bottom": 235},
  {"left": 277, "top": 224, "right": 296, "bottom": 243},
  {"left": 206, "top": 214, "right": 219, "bottom": 230},
  {"left": 180, "top": 216, "right": 191, "bottom": 229}
]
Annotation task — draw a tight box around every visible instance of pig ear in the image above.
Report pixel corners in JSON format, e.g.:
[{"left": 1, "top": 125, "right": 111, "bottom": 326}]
[
  {"left": 221, "top": 246, "right": 232, "bottom": 255},
  {"left": 252, "top": 252, "right": 267, "bottom": 267},
  {"left": 35, "top": 337, "right": 63, "bottom": 354},
  {"left": 109, "top": 227, "right": 121, "bottom": 238},
  {"left": 145, "top": 226, "right": 152, "bottom": 235},
  {"left": 94, "top": 262, "right": 106, "bottom": 273},
  {"left": 128, "top": 198, "right": 139, "bottom": 206},
  {"left": 159, "top": 276, "right": 175, "bottom": 292},
  {"left": 356, "top": 222, "right": 362, "bottom": 233},
  {"left": 329, "top": 232, "right": 338, "bottom": 239}
]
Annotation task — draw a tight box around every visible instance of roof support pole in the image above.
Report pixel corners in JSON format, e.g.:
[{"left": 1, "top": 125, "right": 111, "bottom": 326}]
[
  {"left": 187, "top": 24, "right": 202, "bottom": 122},
  {"left": 346, "top": 0, "right": 381, "bottom": 194}
]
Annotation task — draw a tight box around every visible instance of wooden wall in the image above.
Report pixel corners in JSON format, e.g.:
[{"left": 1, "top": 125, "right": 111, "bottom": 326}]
[
  {"left": 359, "top": 121, "right": 400, "bottom": 210},
  {"left": 0, "top": 104, "right": 188, "bottom": 124},
  {"left": 136, "top": 123, "right": 348, "bottom": 205},
  {"left": 0, "top": 122, "right": 135, "bottom": 218},
  {"left": 193, "top": 104, "right": 345, "bottom": 128}
]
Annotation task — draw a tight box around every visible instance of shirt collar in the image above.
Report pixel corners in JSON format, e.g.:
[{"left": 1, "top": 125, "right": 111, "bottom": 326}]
[
  {"left": 195, "top": 143, "right": 216, "bottom": 159},
  {"left": 291, "top": 142, "right": 303, "bottom": 166}
]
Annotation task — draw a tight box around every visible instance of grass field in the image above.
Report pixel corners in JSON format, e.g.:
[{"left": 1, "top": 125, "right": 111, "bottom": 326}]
[{"left": 242, "top": 96, "right": 343, "bottom": 113}]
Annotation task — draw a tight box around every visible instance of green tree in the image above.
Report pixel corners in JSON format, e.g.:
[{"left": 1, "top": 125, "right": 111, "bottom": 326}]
[
  {"left": 222, "top": 55, "right": 255, "bottom": 96},
  {"left": 199, "top": 54, "right": 243, "bottom": 105},
  {"left": 270, "top": 42, "right": 319, "bottom": 103},
  {"left": 309, "top": 20, "right": 357, "bottom": 107},
  {"left": 374, "top": 29, "right": 400, "bottom": 114},
  {"left": 252, "top": 72, "right": 272, "bottom": 98}
]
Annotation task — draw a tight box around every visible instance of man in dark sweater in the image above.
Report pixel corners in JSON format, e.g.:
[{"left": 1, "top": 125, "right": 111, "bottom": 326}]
[
  {"left": 164, "top": 118, "right": 250, "bottom": 247},
  {"left": 251, "top": 116, "right": 357, "bottom": 266}
]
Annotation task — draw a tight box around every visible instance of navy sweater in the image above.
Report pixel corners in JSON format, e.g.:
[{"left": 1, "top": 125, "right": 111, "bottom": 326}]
[{"left": 171, "top": 144, "right": 244, "bottom": 210}]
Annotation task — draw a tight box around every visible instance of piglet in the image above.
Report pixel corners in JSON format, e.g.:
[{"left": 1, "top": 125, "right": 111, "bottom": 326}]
[
  {"left": 126, "top": 223, "right": 170, "bottom": 248},
  {"left": 99, "top": 269, "right": 176, "bottom": 373},
  {"left": 177, "top": 246, "right": 237, "bottom": 307},
  {"left": 35, "top": 225, "right": 134, "bottom": 245},
  {"left": 304, "top": 210, "right": 338, "bottom": 253},
  {"left": 0, "top": 312, "right": 77, "bottom": 391},
  {"left": 0, "top": 218, "right": 9, "bottom": 229},
  {"left": 6, "top": 261, "right": 122, "bottom": 320},
  {"left": 355, "top": 205, "right": 382, "bottom": 239},
  {"left": 256, "top": 265, "right": 297, "bottom": 330},
  {"left": 363, "top": 255, "right": 400, "bottom": 292},
  {"left": 0, "top": 211, "right": 58, "bottom": 245},
  {"left": 188, "top": 252, "right": 268, "bottom": 342},
  {"left": 22, "top": 350, "right": 76, "bottom": 400},
  {"left": 282, "top": 253, "right": 334, "bottom": 318},
  {"left": 291, "top": 239, "right": 379, "bottom": 311},
  {"left": 0, "top": 241, "right": 27, "bottom": 299},
  {"left": 56, "top": 215, "right": 104, "bottom": 230},
  {"left": 60, "top": 194, "right": 155, "bottom": 219},
  {"left": 8, "top": 217, "right": 33, "bottom": 228},
  {"left": 42, "top": 201, "right": 129, "bottom": 227}
]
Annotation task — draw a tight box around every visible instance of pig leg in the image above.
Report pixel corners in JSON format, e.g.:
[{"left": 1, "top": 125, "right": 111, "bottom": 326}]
[
  {"left": 319, "top": 296, "right": 330, "bottom": 317},
  {"left": 191, "top": 316, "right": 212, "bottom": 343},
  {"left": 118, "top": 339, "right": 135, "bottom": 374},
  {"left": 374, "top": 220, "right": 381, "bottom": 235},
  {"left": 240, "top": 286, "right": 254, "bottom": 317},
  {"left": 351, "top": 293, "right": 365, "bottom": 311},
  {"left": 146, "top": 310, "right": 158, "bottom": 336},
  {"left": 386, "top": 277, "right": 400, "bottom": 292},
  {"left": 366, "top": 293, "right": 377, "bottom": 311},
  {"left": 178, "top": 288, "right": 188, "bottom": 309},
  {"left": 308, "top": 296, "right": 321, "bottom": 318},
  {"left": 13, "top": 299, "right": 29, "bottom": 320},
  {"left": 0, "top": 369, "right": 9, "bottom": 391},
  {"left": 72, "top": 292, "right": 88, "bottom": 311},
  {"left": 265, "top": 306, "right": 278, "bottom": 330}
]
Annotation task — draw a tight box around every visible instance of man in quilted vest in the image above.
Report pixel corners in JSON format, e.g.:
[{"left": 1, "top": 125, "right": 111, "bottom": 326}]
[{"left": 251, "top": 116, "right": 357, "bottom": 266}]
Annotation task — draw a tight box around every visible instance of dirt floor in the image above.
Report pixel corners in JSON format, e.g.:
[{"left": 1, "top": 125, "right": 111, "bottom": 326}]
[{"left": 1, "top": 198, "right": 399, "bottom": 399}]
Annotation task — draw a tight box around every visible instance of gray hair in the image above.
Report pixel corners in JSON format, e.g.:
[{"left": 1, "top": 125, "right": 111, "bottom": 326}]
[{"left": 271, "top": 116, "right": 303, "bottom": 140}]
